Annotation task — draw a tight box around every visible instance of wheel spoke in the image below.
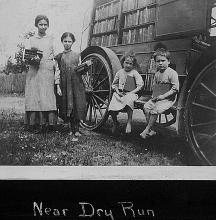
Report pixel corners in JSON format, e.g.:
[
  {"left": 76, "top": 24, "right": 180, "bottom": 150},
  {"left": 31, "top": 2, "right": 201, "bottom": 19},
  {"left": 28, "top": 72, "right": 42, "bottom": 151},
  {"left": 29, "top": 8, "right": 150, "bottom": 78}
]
[
  {"left": 192, "top": 102, "right": 216, "bottom": 112},
  {"left": 200, "top": 132, "right": 216, "bottom": 149},
  {"left": 90, "top": 97, "right": 97, "bottom": 122},
  {"left": 158, "top": 114, "right": 161, "bottom": 123},
  {"left": 88, "top": 58, "right": 94, "bottom": 87},
  {"left": 83, "top": 75, "right": 90, "bottom": 87},
  {"left": 94, "top": 76, "right": 109, "bottom": 90},
  {"left": 200, "top": 82, "right": 216, "bottom": 98},
  {"left": 93, "top": 89, "right": 110, "bottom": 93},
  {"left": 88, "top": 99, "right": 93, "bottom": 122},
  {"left": 92, "top": 63, "right": 104, "bottom": 87},
  {"left": 92, "top": 96, "right": 103, "bottom": 117},
  {"left": 192, "top": 120, "right": 216, "bottom": 128},
  {"left": 165, "top": 114, "right": 168, "bottom": 123},
  {"left": 93, "top": 93, "right": 108, "bottom": 106},
  {"left": 85, "top": 101, "right": 90, "bottom": 116}
]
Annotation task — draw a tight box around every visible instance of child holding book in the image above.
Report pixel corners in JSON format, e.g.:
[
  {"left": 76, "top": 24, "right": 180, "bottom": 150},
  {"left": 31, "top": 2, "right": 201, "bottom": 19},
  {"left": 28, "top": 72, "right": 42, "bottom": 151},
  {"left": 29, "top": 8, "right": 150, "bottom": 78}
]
[
  {"left": 140, "top": 48, "right": 179, "bottom": 139},
  {"left": 108, "top": 53, "right": 144, "bottom": 134},
  {"left": 55, "top": 32, "right": 86, "bottom": 141}
]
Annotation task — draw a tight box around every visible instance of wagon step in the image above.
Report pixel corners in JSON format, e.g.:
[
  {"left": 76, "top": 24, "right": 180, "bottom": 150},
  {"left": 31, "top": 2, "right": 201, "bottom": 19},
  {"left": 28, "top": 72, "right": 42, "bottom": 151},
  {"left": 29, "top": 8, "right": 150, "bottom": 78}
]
[{"left": 134, "top": 95, "right": 177, "bottom": 113}]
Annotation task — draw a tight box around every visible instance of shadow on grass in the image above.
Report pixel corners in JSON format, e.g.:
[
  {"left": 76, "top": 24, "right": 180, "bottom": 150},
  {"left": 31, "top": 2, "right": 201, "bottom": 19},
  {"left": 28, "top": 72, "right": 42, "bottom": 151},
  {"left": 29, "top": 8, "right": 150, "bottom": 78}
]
[
  {"left": 0, "top": 108, "right": 199, "bottom": 166},
  {"left": 98, "top": 118, "right": 200, "bottom": 166}
]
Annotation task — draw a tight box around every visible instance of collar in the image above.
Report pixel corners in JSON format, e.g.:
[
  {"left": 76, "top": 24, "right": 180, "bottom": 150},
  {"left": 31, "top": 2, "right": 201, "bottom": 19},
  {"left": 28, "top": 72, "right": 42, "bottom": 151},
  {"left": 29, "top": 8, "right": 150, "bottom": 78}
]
[
  {"left": 63, "top": 49, "right": 72, "bottom": 54},
  {"left": 35, "top": 33, "right": 48, "bottom": 39}
]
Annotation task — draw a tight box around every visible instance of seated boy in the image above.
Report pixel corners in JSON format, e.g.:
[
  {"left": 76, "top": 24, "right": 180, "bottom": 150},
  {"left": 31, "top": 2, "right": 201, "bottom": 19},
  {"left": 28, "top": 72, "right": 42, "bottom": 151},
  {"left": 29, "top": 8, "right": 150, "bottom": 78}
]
[{"left": 140, "top": 48, "right": 179, "bottom": 139}]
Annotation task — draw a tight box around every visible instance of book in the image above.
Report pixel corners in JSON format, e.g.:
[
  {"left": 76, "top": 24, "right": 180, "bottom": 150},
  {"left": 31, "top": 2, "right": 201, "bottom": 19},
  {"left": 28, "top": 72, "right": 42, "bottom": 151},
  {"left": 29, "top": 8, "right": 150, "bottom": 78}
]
[
  {"left": 123, "top": 75, "right": 136, "bottom": 92},
  {"left": 23, "top": 48, "right": 43, "bottom": 61},
  {"left": 152, "top": 83, "right": 171, "bottom": 98}
]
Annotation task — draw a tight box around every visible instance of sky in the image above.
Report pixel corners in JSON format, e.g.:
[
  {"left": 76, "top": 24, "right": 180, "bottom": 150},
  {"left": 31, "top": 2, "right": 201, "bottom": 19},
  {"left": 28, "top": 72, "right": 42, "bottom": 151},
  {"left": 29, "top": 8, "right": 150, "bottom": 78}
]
[{"left": 0, "top": 0, "right": 93, "bottom": 65}]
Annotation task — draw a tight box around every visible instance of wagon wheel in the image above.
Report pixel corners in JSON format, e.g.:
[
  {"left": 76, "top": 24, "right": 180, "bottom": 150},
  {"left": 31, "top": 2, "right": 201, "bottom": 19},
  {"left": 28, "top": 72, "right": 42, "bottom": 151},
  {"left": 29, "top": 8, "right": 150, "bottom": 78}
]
[
  {"left": 155, "top": 107, "right": 177, "bottom": 127},
  {"left": 185, "top": 60, "right": 216, "bottom": 165},
  {"left": 80, "top": 53, "right": 113, "bottom": 130}
]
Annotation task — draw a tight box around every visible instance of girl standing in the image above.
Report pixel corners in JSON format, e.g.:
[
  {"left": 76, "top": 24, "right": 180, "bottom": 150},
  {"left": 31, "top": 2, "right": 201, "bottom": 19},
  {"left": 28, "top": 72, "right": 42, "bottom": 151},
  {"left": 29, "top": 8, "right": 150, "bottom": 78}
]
[
  {"left": 24, "top": 15, "right": 57, "bottom": 133},
  {"left": 108, "top": 53, "right": 144, "bottom": 134},
  {"left": 55, "top": 32, "right": 86, "bottom": 140}
]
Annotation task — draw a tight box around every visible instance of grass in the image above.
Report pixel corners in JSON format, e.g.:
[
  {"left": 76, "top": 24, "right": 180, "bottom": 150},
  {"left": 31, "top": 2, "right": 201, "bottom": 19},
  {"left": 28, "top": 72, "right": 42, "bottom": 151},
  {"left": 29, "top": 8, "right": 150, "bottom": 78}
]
[
  {"left": 0, "top": 95, "right": 198, "bottom": 166},
  {"left": 0, "top": 73, "right": 25, "bottom": 94}
]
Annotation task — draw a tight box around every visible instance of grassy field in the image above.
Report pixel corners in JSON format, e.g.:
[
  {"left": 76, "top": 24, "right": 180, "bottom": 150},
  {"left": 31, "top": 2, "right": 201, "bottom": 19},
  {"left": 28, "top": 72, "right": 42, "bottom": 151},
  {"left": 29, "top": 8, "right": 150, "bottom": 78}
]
[{"left": 0, "top": 95, "right": 199, "bottom": 165}]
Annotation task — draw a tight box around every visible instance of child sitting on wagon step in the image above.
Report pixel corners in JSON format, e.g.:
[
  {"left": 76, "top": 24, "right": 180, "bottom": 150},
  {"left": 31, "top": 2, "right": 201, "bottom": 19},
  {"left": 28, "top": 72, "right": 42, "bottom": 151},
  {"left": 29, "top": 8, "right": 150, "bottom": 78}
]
[
  {"left": 140, "top": 48, "right": 179, "bottom": 139},
  {"left": 108, "top": 52, "right": 144, "bottom": 134}
]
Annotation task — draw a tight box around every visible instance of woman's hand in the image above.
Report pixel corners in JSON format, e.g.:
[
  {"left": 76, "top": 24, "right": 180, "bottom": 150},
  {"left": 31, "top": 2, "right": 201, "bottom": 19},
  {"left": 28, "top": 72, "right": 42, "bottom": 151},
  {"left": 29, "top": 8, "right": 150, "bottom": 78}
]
[
  {"left": 57, "top": 85, "right": 62, "bottom": 96},
  {"left": 30, "top": 55, "right": 41, "bottom": 65}
]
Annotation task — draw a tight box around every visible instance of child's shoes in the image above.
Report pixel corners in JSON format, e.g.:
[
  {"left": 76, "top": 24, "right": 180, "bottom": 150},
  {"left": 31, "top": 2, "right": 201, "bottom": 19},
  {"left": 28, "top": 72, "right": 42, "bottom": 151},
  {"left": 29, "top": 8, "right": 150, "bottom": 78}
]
[
  {"left": 148, "top": 130, "right": 157, "bottom": 137},
  {"left": 74, "top": 131, "right": 82, "bottom": 137},
  {"left": 125, "top": 123, "right": 132, "bottom": 134},
  {"left": 140, "top": 129, "right": 149, "bottom": 139},
  {"left": 69, "top": 132, "right": 79, "bottom": 142}
]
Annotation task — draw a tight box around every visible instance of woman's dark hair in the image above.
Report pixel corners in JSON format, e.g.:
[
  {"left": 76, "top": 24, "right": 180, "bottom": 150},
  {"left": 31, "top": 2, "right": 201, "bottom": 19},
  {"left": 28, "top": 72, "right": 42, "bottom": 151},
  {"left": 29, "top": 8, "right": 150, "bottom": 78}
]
[
  {"left": 120, "top": 51, "right": 140, "bottom": 70},
  {"left": 61, "top": 32, "right": 76, "bottom": 43},
  {"left": 35, "top": 15, "right": 49, "bottom": 27}
]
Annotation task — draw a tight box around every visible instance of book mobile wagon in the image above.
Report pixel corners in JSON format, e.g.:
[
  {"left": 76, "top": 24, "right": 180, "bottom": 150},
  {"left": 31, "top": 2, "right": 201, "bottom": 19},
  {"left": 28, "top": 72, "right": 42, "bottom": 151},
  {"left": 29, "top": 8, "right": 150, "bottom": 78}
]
[{"left": 78, "top": 0, "right": 216, "bottom": 165}]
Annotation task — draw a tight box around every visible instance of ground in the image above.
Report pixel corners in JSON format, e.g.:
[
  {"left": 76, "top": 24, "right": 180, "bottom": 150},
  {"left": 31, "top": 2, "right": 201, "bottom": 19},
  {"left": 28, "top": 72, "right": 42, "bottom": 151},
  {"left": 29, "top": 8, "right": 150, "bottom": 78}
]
[{"left": 0, "top": 95, "right": 199, "bottom": 165}]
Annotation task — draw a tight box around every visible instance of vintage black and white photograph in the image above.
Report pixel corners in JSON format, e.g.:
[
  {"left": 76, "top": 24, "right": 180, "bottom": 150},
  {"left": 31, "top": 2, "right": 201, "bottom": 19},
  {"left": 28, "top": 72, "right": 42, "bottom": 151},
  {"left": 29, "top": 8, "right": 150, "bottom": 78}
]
[
  {"left": 0, "top": 0, "right": 216, "bottom": 168},
  {"left": 1, "top": 0, "right": 216, "bottom": 219}
]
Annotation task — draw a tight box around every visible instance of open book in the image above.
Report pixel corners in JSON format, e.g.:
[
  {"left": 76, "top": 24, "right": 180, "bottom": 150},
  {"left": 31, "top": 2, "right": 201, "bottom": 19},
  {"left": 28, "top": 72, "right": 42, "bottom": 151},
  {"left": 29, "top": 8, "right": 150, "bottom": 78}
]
[
  {"left": 123, "top": 75, "right": 136, "bottom": 92},
  {"left": 152, "top": 83, "right": 171, "bottom": 98}
]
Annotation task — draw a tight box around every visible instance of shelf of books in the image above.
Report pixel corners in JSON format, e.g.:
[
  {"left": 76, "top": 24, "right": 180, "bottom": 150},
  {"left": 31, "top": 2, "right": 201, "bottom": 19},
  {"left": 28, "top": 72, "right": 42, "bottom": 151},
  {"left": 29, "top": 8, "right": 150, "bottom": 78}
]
[
  {"left": 90, "top": 0, "right": 157, "bottom": 47},
  {"left": 121, "top": 0, "right": 156, "bottom": 44},
  {"left": 91, "top": 0, "right": 120, "bottom": 47}
]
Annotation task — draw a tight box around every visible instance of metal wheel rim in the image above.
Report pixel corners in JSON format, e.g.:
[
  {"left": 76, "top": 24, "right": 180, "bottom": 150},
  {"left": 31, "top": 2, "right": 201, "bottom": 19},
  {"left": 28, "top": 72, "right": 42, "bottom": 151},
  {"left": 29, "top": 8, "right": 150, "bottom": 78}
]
[
  {"left": 185, "top": 60, "right": 216, "bottom": 165},
  {"left": 80, "top": 53, "right": 112, "bottom": 130}
]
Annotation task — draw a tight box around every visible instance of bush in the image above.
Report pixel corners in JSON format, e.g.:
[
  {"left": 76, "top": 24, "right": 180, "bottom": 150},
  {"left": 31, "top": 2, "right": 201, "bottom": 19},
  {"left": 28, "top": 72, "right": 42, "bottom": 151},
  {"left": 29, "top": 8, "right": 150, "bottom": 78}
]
[{"left": 0, "top": 73, "right": 26, "bottom": 94}]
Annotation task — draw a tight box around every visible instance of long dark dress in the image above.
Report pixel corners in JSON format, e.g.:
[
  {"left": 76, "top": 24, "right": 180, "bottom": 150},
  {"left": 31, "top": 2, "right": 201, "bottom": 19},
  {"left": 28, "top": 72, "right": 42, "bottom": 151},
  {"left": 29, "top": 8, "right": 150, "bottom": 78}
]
[{"left": 55, "top": 50, "right": 86, "bottom": 124}]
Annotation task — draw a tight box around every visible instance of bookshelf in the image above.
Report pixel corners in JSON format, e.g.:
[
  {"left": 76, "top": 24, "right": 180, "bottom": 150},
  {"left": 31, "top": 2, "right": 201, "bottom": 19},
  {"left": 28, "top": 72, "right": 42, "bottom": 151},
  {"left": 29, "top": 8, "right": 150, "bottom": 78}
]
[
  {"left": 91, "top": 0, "right": 120, "bottom": 47},
  {"left": 89, "top": 0, "right": 158, "bottom": 92},
  {"left": 121, "top": 0, "right": 156, "bottom": 45},
  {"left": 90, "top": 0, "right": 157, "bottom": 47}
]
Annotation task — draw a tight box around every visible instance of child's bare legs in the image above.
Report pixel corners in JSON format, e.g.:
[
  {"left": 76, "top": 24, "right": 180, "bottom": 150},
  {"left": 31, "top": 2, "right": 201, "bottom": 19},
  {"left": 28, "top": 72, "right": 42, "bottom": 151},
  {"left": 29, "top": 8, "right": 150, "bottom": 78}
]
[
  {"left": 140, "top": 113, "right": 157, "bottom": 138},
  {"left": 125, "top": 106, "right": 133, "bottom": 134},
  {"left": 110, "top": 111, "right": 119, "bottom": 133},
  {"left": 69, "top": 115, "right": 79, "bottom": 141},
  {"left": 144, "top": 108, "right": 150, "bottom": 124}
]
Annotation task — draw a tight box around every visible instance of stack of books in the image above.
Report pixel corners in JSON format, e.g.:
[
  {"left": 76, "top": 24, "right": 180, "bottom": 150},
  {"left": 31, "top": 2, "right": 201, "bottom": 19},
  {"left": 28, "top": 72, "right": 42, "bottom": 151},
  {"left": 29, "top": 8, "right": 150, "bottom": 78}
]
[
  {"left": 23, "top": 48, "right": 43, "bottom": 65},
  {"left": 95, "top": 0, "right": 120, "bottom": 20}
]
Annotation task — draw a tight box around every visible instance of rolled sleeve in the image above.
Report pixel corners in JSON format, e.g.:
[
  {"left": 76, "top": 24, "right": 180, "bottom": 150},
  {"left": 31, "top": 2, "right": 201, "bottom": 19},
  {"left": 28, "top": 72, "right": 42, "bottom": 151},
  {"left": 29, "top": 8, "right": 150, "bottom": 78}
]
[
  {"left": 54, "top": 60, "right": 60, "bottom": 85},
  {"left": 170, "top": 71, "right": 179, "bottom": 92},
  {"left": 112, "top": 70, "right": 120, "bottom": 90}
]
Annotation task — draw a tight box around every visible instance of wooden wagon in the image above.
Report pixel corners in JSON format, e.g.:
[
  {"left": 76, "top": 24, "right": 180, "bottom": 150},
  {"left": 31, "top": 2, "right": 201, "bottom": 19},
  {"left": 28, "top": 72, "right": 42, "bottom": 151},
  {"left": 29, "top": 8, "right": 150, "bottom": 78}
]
[{"left": 79, "top": 0, "right": 216, "bottom": 165}]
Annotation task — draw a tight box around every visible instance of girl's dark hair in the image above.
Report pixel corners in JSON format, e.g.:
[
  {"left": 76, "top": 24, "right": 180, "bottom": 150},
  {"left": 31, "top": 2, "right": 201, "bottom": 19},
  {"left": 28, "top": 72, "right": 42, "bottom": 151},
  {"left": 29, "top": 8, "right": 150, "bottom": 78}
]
[
  {"left": 35, "top": 15, "right": 49, "bottom": 27},
  {"left": 61, "top": 32, "right": 76, "bottom": 42},
  {"left": 153, "top": 48, "right": 171, "bottom": 61},
  {"left": 120, "top": 51, "right": 140, "bottom": 71}
]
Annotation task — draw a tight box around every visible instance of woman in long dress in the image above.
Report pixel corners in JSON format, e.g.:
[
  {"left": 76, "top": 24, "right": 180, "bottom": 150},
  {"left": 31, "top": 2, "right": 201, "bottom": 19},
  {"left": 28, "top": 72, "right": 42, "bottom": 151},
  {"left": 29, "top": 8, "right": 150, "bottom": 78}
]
[{"left": 24, "top": 15, "right": 57, "bottom": 132}]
